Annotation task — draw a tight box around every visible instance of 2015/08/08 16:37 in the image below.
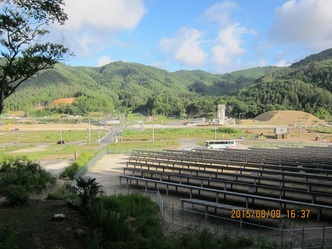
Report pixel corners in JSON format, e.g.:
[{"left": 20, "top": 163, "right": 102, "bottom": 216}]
[{"left": 230, "top": 209, "right": 311, "bottom": 219}]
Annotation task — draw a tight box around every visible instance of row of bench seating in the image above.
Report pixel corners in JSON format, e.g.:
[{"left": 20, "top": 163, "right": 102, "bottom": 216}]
[
  {"left": 120, "top": 147, "right": 332, "bottom": 223},
  {"left": 127, "top": 151, "right": 332, "bottom": 199},
  {"left": 133, "top": 147, "right": 332, "bottom": 173}
]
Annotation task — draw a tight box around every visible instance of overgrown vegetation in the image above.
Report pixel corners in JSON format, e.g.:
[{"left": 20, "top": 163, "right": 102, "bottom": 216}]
[
  {"left": 307, "top": 127, "right": 332, "bottom": 134},
  {"left": 166, "top": 230, "right": 255, "bottom": 249},
  {"left": 87, "top": 193, "right": 163, "bottom": 248},
  {"left": 76, "top": 177, "right": 104, "bottom": 210},
  {"left": 0, "top": 156, "right": 56, "bottom": 205},
  {"left": 60, "top": 151, "right": 94, "bottom": 179},
  {"left": 0, "top": 221, "right": 18, "bottom": 249},
  {"left": 217, "top": 127, "right": 242, "bottom": 134},
  {"left": 86, "top": 192, "right": 255, "bottom": 249},
  {"left": 0, "top": 129, "right": 104, "bottom": 144},
  {"left": 121, "top": 127, "right": 244, "bottom": 141}
]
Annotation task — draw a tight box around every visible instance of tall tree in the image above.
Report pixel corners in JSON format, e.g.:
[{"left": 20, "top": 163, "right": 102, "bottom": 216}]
[{"left": 0, "top": 0, "right": 70, "bottom": 114}]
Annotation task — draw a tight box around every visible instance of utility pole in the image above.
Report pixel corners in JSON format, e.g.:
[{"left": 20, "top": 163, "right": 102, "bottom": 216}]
[
  {"left": 298, "top": 118, "right": 303, "bottom": 143},
  {"left": 88, "top": 115, "right": 91, "bottom": 143},
  {"left": 152, "top": 116, "right": 155, "bottom": 141},
  {"left": 214, "top": 122, "right": 217, "bottom": 140}
]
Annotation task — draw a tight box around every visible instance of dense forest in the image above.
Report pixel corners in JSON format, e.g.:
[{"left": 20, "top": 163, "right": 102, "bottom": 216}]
[{"left": 3, "top": 49, "right": 332, "bottom": 120}]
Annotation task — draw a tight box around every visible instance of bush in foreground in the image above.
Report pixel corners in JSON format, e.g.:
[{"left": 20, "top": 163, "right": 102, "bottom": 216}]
[
  {"left": 60, "top": 152, "right": 93, "bottom": 179},
  {"left": 86, "top": 192, "right": 254, "bottom": 249},
  {"left": 0, "top": 156, "right": 56, "bottom": 205}
]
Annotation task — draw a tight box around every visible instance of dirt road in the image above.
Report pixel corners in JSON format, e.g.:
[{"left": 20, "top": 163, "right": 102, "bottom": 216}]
[{"left": 84, "top": 154, "right": 130, "bottom": 195}]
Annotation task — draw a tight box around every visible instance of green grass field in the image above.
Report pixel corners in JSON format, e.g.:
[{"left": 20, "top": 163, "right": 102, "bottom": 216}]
[
  {"left": 0, "top": 129, "right": 106, "bottom": 143},
  {"left": 106, "top": 127, "right": 245, "bottom": 153},
  {"left": 0, "top": 144, "right": 101, "bottom": 161},
  {"left": 122, "top": 127, "right": 244, "bottom": 141},
  {"left": 0, "top": 126, "right": 246, "bottom": 159}
]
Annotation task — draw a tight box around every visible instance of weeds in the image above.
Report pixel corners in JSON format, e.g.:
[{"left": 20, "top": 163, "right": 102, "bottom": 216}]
[
  {"left": 0, "top": 221, "right": 18, "bottom": 249},
  {"left": 60, "top": 152, "right": 94, "bottom": 179},
  {"left": 0, "top": 156, "right": 56, "bottom": 205}
]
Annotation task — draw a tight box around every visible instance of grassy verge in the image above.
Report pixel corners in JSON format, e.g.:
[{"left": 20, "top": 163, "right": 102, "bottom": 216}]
[
  {"left": 0, "top": 129, "right": 106, "bottom": 144},
  {"left": 307, "top": 127, "right": 332, "bottom": 134},
  {"left": 122, "top": 127, "right": 245, "bottom": 141},
  {"left": 60, "top": 151, "right": 96, "bottom": 179},
  {"left": 0, "top": 144, "right": 100, "bottom": 161}
]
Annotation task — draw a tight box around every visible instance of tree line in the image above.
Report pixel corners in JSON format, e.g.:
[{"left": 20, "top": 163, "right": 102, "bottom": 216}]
[
  {"left": 2, "top": 51, "right": 332, "bottom": 120},
  {"left": 4, "top": 81, "right": 331, "bottom": 120}
]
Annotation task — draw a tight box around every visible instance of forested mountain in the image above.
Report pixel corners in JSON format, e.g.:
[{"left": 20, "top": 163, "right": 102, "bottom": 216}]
[
  {"left": 238, "top": 49, "right": 332, "bottom": 119},
  {"left": 291, "top": 48, "right": 332, "bottom": 68},
  {"left": 3, "top": 49, "right": 332, "bottom": 120},
  {"left": 174, "top": 66, "right": 281, "bottom": 96}
]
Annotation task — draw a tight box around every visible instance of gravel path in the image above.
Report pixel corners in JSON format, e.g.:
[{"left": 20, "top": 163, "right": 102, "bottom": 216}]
[{"left": 84, "top": 154, "right": 130, "bottom": 195}]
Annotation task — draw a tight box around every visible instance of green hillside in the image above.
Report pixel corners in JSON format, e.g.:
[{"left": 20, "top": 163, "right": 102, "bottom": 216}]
[
  {"left": 238, "top": 49, "right": 332, "bottom": 119},
  {"left": 5, "top": 64, "right": 119, "bottom": 114},
  {"left": 291, "top": 48, "right": 332, "bottom": 68},
  {"left": 5, "top": 61, "right": 273, "bottom": 115},
  {"left": 174, "top": 66, "right": 281, "bottom": 95},
  {"left": 3, "top": 49, "right": 332, "bottom": 120}
]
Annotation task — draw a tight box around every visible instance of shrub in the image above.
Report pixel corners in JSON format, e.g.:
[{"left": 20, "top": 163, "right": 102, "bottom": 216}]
[
  {"left": 5, "top": 185, "right": 29, "bottom": 205},
  {"left": 237, "top": 236, "right": 253, "bottom": 247},
  {"left": 60, "top": 162, "right": 80, "bottom": 179},
  {"left": 256, "top": 237, "right": 278, "bottom": 249},
  {"left": 46, "top": 183, "right": 77, "bottom": 200},
  {"left": 76, "top": 177, "right": 103, "bottom": 209},
  {"left": 217, "top": 127, "right": 241, "bottom": 134},
  {"left": 0, "top": 221, "right": 18, "bottom": 249},
  {"left": 0, "top": 156, "right": 56, "bottom": 205},
  {"left": 60, "top": 152, "right": 93, "bottom": 179},
  {"left": 89, "top": 193, "right": 163, "bottom": 249}
]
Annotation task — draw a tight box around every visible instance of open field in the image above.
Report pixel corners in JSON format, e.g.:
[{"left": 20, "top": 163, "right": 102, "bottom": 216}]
[
  {"left": 1, "top": 119, "right": 331, "bottom": 161},
  {"left": 0, "top": 123, "right": 103, "bottom": 131}
]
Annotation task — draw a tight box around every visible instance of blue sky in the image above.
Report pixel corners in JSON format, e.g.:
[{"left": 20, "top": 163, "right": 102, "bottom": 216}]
[{"left": 53, "top": 0, "right": 332, "bottom": 73}]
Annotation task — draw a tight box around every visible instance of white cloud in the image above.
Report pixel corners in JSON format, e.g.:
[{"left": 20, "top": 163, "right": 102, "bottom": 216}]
[
  {"left": 211, "top": 23, "right": 247, "bottom": 66},
  {"left": 203, "top": 1, "right": 239, "bottom": 24},
  {"left": 269, "top": 0, "right": 332, "bottom": 49},
  {"left": 54, "top": 0, "right": 146, "bottom": 58},
  {"left": 97, "top": 56, "right": 113, "bottom": 67},
  {"left": 159, "top": 1, "right": 254, "bottom": 72},
  {"left": 203, "top": 2, "right": 254, "bottom": 73},
  {"left": 64, "top": 0, "right": 146, "bottom": 31},
  {"left": 74, "top": 34, "right": 105, "bottom": 56},
  {"left": 159, "top": 27, "right": 207, "bottom": 67},
  {"left": 275, "top": 59, "right": 291, "bottom": 67}
]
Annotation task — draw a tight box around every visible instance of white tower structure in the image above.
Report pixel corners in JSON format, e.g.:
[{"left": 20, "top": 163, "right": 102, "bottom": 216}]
[{"left": 217, "top": 104, "right": 226, "bottom": 124}]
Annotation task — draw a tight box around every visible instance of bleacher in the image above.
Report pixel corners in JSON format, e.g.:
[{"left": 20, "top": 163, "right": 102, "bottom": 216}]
[{"left": 120, "top": 146, "right": 332, "bottom": 224}]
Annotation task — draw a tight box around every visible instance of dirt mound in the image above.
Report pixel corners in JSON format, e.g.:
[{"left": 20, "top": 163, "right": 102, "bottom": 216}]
[
  {"left": 254, "top": 111, "right": 278, "bottom": 121},
  {"left": 53, "top": 98, "right": 75, "bottom": 105},
  {"left": 254, "top": 110, "right": 326, "bottom": 126}
]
